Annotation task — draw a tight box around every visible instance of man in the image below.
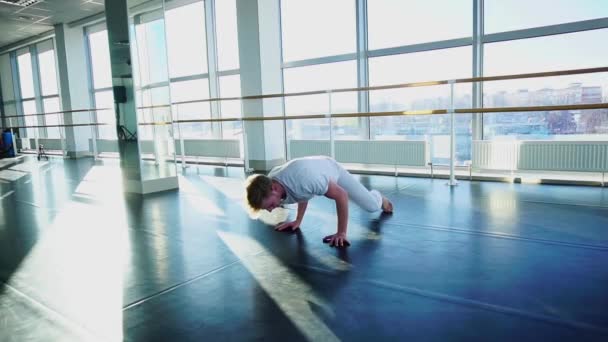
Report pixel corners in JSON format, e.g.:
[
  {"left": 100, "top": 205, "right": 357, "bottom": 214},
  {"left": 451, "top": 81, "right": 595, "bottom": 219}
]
[{"left": 245, "top": 156, "right": 393, "bottom": 247}]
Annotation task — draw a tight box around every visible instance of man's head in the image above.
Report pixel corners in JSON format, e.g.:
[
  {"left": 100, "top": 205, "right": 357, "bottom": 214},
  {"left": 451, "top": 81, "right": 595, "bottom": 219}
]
[{"left": 245, "top": 174, "right": 284, "bottom": 213}]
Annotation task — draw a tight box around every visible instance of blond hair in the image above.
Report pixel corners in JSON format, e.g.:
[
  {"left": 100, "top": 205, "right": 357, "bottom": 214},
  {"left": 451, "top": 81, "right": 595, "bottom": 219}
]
[{"left": 244, "top": 174, "right": 273, "bottom": 214}]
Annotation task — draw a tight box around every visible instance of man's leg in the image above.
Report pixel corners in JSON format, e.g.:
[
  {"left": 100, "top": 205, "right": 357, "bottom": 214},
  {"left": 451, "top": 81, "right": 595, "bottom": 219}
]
[{"left": 336, "top": 167, "right": 383, "bottom": 212}]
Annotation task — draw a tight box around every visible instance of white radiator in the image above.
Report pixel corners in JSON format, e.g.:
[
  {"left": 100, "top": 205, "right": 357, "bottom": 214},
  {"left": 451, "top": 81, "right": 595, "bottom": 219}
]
[
  {"left": 472, "top": 140, "right": 519, "bottom": 170},
  {"left": 289, "top": 140, "right": 428, "bottom": 167},
  {"left": 175, "top": 139, "right": 241, "bottom": 158},
  {"left": 90, "top": 139, "right": 239, "bottom": 158},
  {"left": 18, "top": 138, "right": 63, "bottom": 151},
  {"left": 89, "top": 139, "right": 119, "bottom": 153},
  {"left": 37, "top": 138, "right": 63, "bottom": 150},
  {"left": 88, "top": 139, "right": 152, "bottom": 153},
  {"left": 518, "top": 141, "right": 608, "bottom": 172},
  {"left": 472, "top": 140, "right": 608, "bottom": 172}
]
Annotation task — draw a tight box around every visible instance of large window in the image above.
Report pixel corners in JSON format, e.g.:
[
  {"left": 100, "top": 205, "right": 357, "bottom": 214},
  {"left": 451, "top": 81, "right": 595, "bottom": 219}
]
[
  {"left": 43, "top": 97, "right": 61, "bottom": 139},
  {"left": 88, "top": 29, "right": 112, "bottom": 89},
  {"left": 22, "top": 100, "right": 37, "bottom": 138},
  {"left": 134, "top": 17, "right": 169, "bottom": 87},
  {"left": 485, "top": 0, "right": 608, "bottom": 34},
  {"left": 215, "top": 0, "right": 240, "bottom": 71},
  {"left": 368, "top": 0, "right": 472, "bottom": 50},
  {"left": 133, "top": 14, "right": 171, "bottom": 140},
  {"left": 87, "top": 26, "right": 116, "bottom": 139},
  {"left": 13, "top": 40, "right": 61, "bottom": 140},
  {"left": 16, "top": 50, "right": 35, "bottom": 99},
  {"left": 214, "top": 0, "right": 242, "bottom": 148},
  {"left": 37, "top": 40, "right": 61, "bottom": 138},
  {"left": 94, "top": 91, "right": 116, "bottom": 140},
  {"left": 165, "top": 0, "right": 242, "bottom": 140},
  {"left": 38, "top": 44, "right": 58, "bottom": 96},
  {"left": 278, "top": 0, "right": 608, "bottom": 167},
  {"left": 281, "top": 0, "right": 356, "bottom": 62},
  {"left": 85, "top": 0, "right": 241, "bottom": 146},
  {"left": 165, "top": 1, "right": 208, "bottom": 78},
  {"left": 483, "top": 29, "right": 608, "bottom": 140},
  {"left": 16, "top": 50, "right": 38, "bottom": 138},
  {"left": 283, "top": 61, "right": 358, "bottom": 140},
  {"left": 171, "top": 79, "right": 212, "bottom": 139},
  {"left": 369, "top": 47, "right": 473, "bottom": 165}
]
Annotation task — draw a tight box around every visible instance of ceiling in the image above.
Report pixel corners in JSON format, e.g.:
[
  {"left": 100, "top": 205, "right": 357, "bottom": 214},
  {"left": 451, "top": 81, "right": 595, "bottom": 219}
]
[{"left": 0, "top": 0, "right": 105, "bottom": 49}]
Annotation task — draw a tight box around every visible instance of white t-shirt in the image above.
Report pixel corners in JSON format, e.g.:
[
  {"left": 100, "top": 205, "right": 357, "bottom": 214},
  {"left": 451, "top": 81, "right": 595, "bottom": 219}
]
[{"left": 268, "top": 156, "right": 341, "bottom": 204}]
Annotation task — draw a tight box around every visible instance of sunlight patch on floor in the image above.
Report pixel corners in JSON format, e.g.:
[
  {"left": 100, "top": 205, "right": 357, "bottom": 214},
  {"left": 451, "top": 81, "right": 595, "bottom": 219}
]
[{"left": 217, "top": 230, "right": 339, "bottom": 342}]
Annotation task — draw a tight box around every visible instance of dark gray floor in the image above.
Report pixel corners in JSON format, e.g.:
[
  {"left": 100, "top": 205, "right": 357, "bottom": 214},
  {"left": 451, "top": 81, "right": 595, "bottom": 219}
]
[{"left": 0, "top": 156, "right": 607, "bottom": 341}]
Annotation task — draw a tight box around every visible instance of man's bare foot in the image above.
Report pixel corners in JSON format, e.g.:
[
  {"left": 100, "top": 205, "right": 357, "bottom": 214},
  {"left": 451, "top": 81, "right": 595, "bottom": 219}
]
[{"left": 381, "top": 196, "right": 393, "bottom": 213}]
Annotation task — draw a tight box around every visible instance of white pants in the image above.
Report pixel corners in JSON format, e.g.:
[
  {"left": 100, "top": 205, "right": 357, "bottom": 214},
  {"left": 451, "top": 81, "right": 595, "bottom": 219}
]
[{"left": 336, "top": 163, "right": 383, "bottom": 212}]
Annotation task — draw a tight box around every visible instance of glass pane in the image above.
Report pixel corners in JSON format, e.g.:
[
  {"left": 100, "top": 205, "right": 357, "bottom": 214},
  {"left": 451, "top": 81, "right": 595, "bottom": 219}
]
[
  {"left": 219, "top": 74, "right": 242, "bottom": 141},
  {"left": 368, "top": 0, "right": 472, "bottom": 50},
  {"left": 177, "top": 122, "right": 214, "bottom": 139},
  {"left": 43, "top": 97, "right": 61, "bottom": 138},
  {"left": 219, "top": 74, "right": 241, "bottom": 118},
  {"left": 484, "top": 29, "right": 608, "bottom": 76},
  {"left": 138, "top": 86, "right": 170, "bottom": 140},
  {"left": 485, "top": 0, "right": 608, "bottom": 34},
  {"left": 284, "top": 61, "right": 359, "bottom": 140},
  {"left": 88, "top": 30, "right": 113, "bottom": 89},
  {"left": 166, "top": 1, "right": 208, "bottom": 78},
  {"left": 283, "top": 61, "right": 357, "bottom": 94},
  {"left": 17, "top": 51, "right": 35, "bottom": 99},
  {"left": 95, "top": 90, "right": 117, "bottom": 139},
  {"left": 288, "top": 118, "right": 329, "bottom": 140},
  {"left": 484, "top": 29, "right": 608, "bottom": 141},
  {"left": 22, "top": 100, "right": 38, "bottom": 138},
  {"left": 171, "top": 79, "right": 212, "bottom": 139},
  {"left": 170, "top": 78, "right": 210, "bottom": 103},
  {"left": 135, "top": 19, "right": 169, "bottom": 86},
  {"left": 369, "top": 47, "right": 472, "bottom": 165},
  {"left": 369, "top": 47, "right": 473, "bottom": 113},
  {"left": 216, "top": 0, "right": 240, "bottom": 71},
  {"left": 38, "top": 48, "right": 58, "bottom": 96},
  {"left": 484, "top": 109, "right": 608, "bottom": 141},
  {"left": 281, "top": 0, "right": 356, "bottom": 61}
]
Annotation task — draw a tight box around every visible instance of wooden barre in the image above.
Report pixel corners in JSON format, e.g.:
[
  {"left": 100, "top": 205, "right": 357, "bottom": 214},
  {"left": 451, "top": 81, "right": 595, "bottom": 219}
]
[
  {"left": 3, "top": 108, "right": 111, "bottom": 119},
  {"left": 168, "top": 103, "right": 608, "bottom": 124},
  {"left": 5, "top": 123, "right": 108, "bottom": 129},
  {"left": 159, "top": 66, "right": 608, "bottom": 107}
]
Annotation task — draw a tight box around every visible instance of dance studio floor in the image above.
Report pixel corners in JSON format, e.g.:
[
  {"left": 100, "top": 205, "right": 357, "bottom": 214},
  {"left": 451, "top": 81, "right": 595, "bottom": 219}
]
[{"left": 1, "top": 156, "right": 607, "bottom": 341}]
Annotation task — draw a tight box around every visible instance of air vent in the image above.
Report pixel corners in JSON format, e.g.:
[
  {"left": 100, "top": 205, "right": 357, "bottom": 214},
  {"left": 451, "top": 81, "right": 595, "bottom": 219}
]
[{"left": 0, "top": 0, "right": 41, "bottom": 7}]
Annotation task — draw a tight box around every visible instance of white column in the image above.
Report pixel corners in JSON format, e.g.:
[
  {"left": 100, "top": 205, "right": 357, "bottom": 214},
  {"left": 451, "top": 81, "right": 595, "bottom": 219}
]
[
  {"left": 54, "top": 23, "right": 94, "bottom": 158},
  {"left": 237, "top": 0, "right": 285, "bottom": 172}
]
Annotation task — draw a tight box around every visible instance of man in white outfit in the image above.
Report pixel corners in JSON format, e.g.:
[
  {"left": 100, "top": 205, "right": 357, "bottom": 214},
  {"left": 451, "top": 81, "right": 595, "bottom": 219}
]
[{"left": 245, "top": 156, "right": 393, "bottom": 247}]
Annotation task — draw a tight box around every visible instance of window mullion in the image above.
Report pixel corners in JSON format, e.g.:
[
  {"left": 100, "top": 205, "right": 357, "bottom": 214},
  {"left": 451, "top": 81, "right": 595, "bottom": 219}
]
[
  {"left": 206, "top": 0, "right": 221, "bottom": 138},
  {"left": 31, "top": 44, "right": 47, "bottom": 138},
  {"left": 357, "top": 0, "right": 370, "bottom": 140},
  {"left": 472, "top": 0, "right": 484, "bottom": 140}
]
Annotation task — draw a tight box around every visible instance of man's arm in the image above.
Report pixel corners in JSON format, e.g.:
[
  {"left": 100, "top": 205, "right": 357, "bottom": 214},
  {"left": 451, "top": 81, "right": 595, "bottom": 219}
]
[
  {"left": 324, "top": 181, "right": 350, "bottom": 247},
  {"left": 275, "top": 201, "right": 308, "bottom": 231},
  {"left": 294, "top": 201, "right": 308, "bottom": 226}
]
